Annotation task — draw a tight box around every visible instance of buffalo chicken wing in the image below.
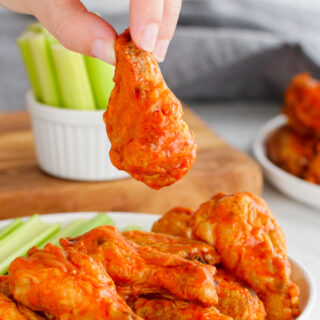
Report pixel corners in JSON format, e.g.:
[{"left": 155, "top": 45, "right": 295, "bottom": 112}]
[
  {"left": 128, "top": 297, "right": 232, "bottom": 320},
  {"left": 104, "top": 29, "right": 197, "bottom": 189},
  {"left": 61, "top": 225, "right": 218, "bottom": 305},
  {"left": 190, "top": 192, "right": 300, "bottom": 320},
  {"left": 8, "top": 244, "right": 141, "bottom": 320}
]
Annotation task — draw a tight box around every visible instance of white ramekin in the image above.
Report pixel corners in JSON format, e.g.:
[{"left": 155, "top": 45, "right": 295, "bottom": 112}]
[{"left": 26, "top": 91, "right": 128, "bottom": 181}]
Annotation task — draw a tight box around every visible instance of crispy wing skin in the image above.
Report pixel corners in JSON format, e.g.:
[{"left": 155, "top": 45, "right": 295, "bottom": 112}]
[
  {"left": 190, "top": 192, "right": 300, "bottom": 320},
  {"left": 127, "top": 229, "right": 264, "bottom": 320},
  {"left": 266, "top": 125, "right": 315, "bottom": 177},
  {"left": 8, "top": 244, "right": 141, "bottom": 320},
  {"left": 0, "top": 292, "right": 29, "bottom": 320},
  {"left": 61, "top": 226, "right": 218, "bottom": 305},
  {"left": 0, "top": 276, "right": 45, "bottom": 320},
  {"left": 215, "top": 269, "right": 266, "bottom": 320},
  {"left": 123, "top": 230, "right": 220, "bottom": 265},
  {"left": 128, "top": 297, "right": 232, "bottom": 320},
  {"left": 305, "top": 144, "right": 320, "bottom": 184},
  {"left": 104, "top": 29, "right": 197, "bottom": 189},
  {"left": 152, "top": 207, "right": 194, "bottom": 238},
  {"left": 284, "top": 73, "right": 320, "bottom": 136},
  {"left": 0, "top": 276, "right": 10, "bottom": 297}
]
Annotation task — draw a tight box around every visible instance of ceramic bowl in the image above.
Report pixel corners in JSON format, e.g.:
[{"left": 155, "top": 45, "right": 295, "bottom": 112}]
[
  {"left": 253, "top": 114, "right": 320, "bottom": 209},
  {"left": 27, "top": 91, "right": 128, "bottom": 181}
]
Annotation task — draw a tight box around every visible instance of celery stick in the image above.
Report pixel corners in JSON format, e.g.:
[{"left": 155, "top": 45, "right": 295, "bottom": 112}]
[
  {"left": 0, "top": 219, "right": 23, "bottom": 241},
  {"left": 45, "top": 219, "right": 88, "bottom": 246},
  {"left": 77, "top": 213, "right": 115, "bottom": 233},
  {"left": 17, "top": 31, "right": 43, "bottom": 101},
  {"left": 85, "top": 56, "right": 115, "bottom": 109},
  {"left": 27, "top": 22, "right": 44, "bottom": 33},
  {"left": 50, "top": 43, "right": 95, "bottom": 110},
  {"left": 0, "top": 222, "right": 60, "bottom": 275},
  {"left": 29, "top": 33, "right": 61, "bottom": 106},
  {"left": 122, "top": 225, "right": 144, "bottom": 232}
]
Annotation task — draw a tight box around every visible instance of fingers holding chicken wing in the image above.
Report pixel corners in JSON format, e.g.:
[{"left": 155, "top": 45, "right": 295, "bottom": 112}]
[
  {"left": 61, "top": 225, "right": 218, "bottom": 305},
  {"left": 104, "top": 29, "right": 197, "bottom": 189},
  {"left": 8, "top": 244, "right": 141, "bottom": 320}
]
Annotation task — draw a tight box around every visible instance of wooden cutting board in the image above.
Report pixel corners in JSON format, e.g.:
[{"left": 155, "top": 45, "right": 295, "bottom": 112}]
[{"left": 0, "top": 107, "right": 262, "bottom": 220}]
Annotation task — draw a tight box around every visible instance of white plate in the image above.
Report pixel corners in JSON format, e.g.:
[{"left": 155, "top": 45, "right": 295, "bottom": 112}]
[
  {"left": 0, "top": 212, "right": 316, "bottom": 319},
  {"left": 253, "top": 114, "right": 320, "bottom": 209}
]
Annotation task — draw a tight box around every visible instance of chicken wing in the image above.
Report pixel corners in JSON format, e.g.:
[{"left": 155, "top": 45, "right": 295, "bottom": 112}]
[
  {"left": 304, "top": 143, "right": 320, "bottom": 184},
  {"left": 284, "top": 73, "right": 320, "bottom": 136},
  {"left": 215, "top": 269, "right": 266, "bottom": 320},
  {"left": 127, "top": 297, "right": 232, "bottom": 320},
  {"left": 104, "top": 29, "right": 197, "bottom": 189},
  {"left": 8, "top": 244, "right": 141, "bottom": 320},
  {"left": 61, "top": 225, "right": 218, "bottom": 305},
  {"left": 128, "top": 229, "right": 264, "bottom": 320},
  {"left": 190, "top": 192, "right": 300, "bottom": 320},
  {"left": 266, "top": 125, "right": 315, "bottom": 178},
  {"left": 123, "top": 230, "right": 220, "bottom": 265},
  {"left": 0, "top": 276, "right": 45, "bottom": 320},
  {"left": 152, "top": 207, "right": 194, "bottom": 238},
  {"left": 0, "top": 292, "right": 30, "bottom": 320}
]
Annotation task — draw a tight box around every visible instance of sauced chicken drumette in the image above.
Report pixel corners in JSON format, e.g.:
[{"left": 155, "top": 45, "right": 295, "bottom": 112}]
[
  {"left": 190, "top": 192, "right": 300, "bottom": 320},
  {"left": 0, "top": 276, "right": 45, "bottom": 320},
  {"left": 122, "top": 230, "right": 220, "bottom": 265},
  {"left": 127, "top": 297, "right": 232, "bottom": 320},
  {"left": 152, "top": 207, "right": 194, "bottom": 238},
  {"left": 8, "top": 244, "right": 141, "bottom": 320},
  {"left": 126, "top": 230, "right": 266, "bottom": 320},
  {"left": 60, "top": 225, "right": 218, "bottom": 305},
  {"left": 284, "top": 73, "right": 320, "bottom": 136},
  {"left": 104, "top": 29, "right": 197, "bottom": 189}
]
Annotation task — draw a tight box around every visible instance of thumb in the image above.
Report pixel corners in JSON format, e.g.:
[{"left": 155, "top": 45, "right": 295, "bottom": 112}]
[{"left": 31, "top": 0, "right": 117, "bottom": 64}]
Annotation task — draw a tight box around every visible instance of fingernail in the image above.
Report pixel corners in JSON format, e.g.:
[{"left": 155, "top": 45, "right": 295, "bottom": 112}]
[
  {"left": 92, "top": 38, "right": 116, "bottom": 65},
  {"left": 141, "top": 23, "right": 159, "bottom": 52},
  {"left": 154, "top": 39, "right": 170, "bottom": 62}
]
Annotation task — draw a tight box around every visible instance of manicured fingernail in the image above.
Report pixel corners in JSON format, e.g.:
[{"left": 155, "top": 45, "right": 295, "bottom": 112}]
[
  {"left": 92, "top": 38, "right": 115, "bottom": 65},
  {"left": 154, "top": 39, "right": 170, "bottom": 62},
  {"left": 141, "top": 23, "right": 159, "bottom": 52}
]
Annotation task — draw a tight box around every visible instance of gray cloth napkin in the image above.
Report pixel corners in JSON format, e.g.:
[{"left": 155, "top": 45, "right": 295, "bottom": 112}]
[{"left": 1, "top": 0, "right": 320, "bottom": 111}]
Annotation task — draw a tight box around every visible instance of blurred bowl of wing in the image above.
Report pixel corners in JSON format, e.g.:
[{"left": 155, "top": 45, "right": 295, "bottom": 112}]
[{"left": 253, "top": 114, "right": 320, "bottom": 209}]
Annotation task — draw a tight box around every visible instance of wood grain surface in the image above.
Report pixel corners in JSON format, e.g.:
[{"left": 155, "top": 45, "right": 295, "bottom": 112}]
[{"left": 0, "top": 107, "right": 263, "bottom": 219}]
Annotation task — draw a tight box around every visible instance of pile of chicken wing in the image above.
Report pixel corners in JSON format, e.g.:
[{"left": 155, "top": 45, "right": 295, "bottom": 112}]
[
  {"left": 267, "top": 73, "right": 320, "bottom": 184},
  {"left": 1, "top": 192, "right": 300, "bottom": 320},
  {"left": 104, "top": 29, "right": 197, "bottom": 189}
]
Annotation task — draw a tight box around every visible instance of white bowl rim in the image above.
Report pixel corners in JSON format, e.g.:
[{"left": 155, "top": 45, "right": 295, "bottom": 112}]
[
  {"left": 253, "top": 114, "right": 320, "bottom": 193},
  {"left": 26, "top": 91, "right": 105, "bottom": 125}
]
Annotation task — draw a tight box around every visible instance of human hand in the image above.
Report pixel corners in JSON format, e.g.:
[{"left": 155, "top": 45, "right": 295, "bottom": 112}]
[{"left": 0, "top": 0, "right": 182, "bottom": 64}]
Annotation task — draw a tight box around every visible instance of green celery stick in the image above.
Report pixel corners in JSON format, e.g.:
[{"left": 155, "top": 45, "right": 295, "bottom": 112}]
[
  {"left": 29, "top": 33, "right": 61, "bottom": 106},
  {"left": 0, "top": 222, "right": 60, "bottom": 275},
  {"left": 78, "top": 213, "right": 114, "bottom": 233},
  {"left": 50, "top": 43, "right": 95, "bottom": 110},
  {"left": 85, "top": 56, "right": 115, "bottom": 109},
  {"left": 0, "top": 218, "right": 23, "bottom": 241},
  {"left": 68, "top": 213, "right": 114, "bottom": 237},
  {"left": 27, "top": 22, "right": 44, "bottom": 33},
  {"left": 45, "top": 219, "right": 88, "bottom": 246},
  {"left": 17, "top": 31, "right": 43, "bottom": 101},
  {"left": 122, "top": 225, "right": 144, "bottom": 232}
]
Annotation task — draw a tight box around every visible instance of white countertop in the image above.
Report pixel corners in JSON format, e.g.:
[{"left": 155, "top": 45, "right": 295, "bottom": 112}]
[{"left": 190, "top": 101, "right": 320, "bottom": 318}]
